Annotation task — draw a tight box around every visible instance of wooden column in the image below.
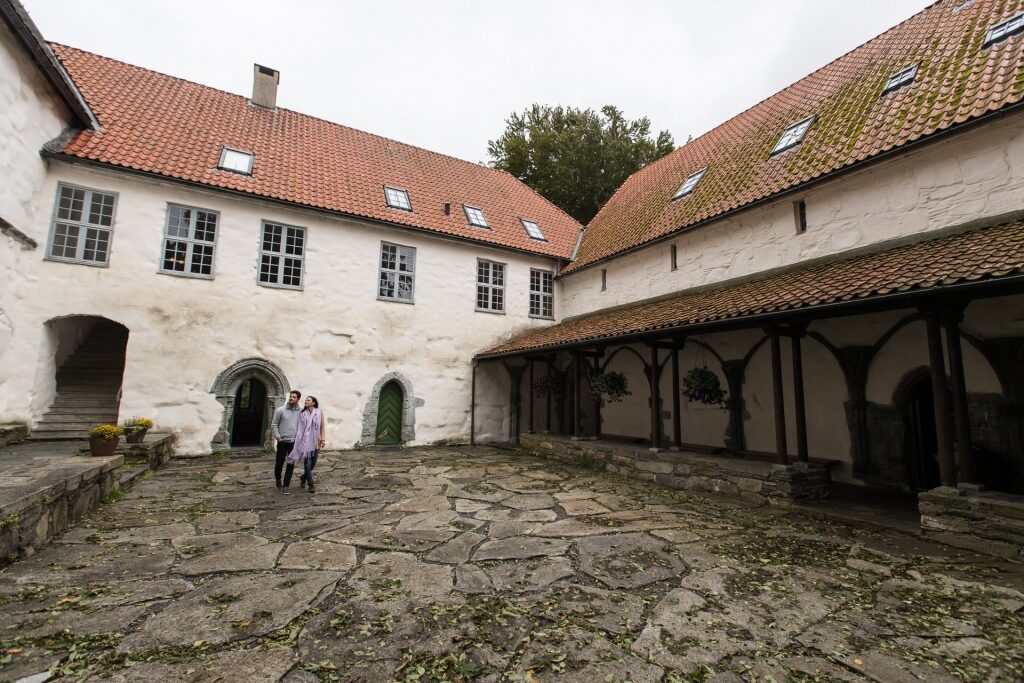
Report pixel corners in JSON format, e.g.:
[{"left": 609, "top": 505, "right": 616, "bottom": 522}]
[
  {"left": 593, "top": 351, "right": 605, "bottom": 439},
  {"left": 790, "top": 328, "right": 809, "bottom": 462},
  {"left": 572, "top": 354, "right": 581, "bottom": 437},
  {"left": 527, "top": 359, "right": 535, "bottom": 434},
  {"left": 649, "top": 345, "right": 662, "bottom": 448},
  {"left": 671, "top": 343, "right": 683, "bottom": 447},
  {"left": 545, "top": 359, "right": 553, "bottom": 432},
  {"left": 470, "top": 360, "right": 477, "bottom": 446},
  {"left": 942, "top": 309, "right": 976, "bottom": 484},
  {"left": 925, "top": 313, "right": 957, "bottom": 488},
  {"left": 503, "top": 362, "right": 526, "bottom": 445},
  {"left": 768, "top": 327, "right": 788, "bottom": 464}
]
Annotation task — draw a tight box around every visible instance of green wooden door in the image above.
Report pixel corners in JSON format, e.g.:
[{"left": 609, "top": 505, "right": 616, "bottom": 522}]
[{"left": 375, "top": 381, "right": 403, "bottom": 445}]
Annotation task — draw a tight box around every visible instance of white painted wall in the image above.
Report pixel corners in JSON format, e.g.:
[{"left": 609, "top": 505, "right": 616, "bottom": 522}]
[
  {"left": 0, "top": 163, "right": 560, "bottom": 452},
  {"left": 0, "top": 20, "right": 73, "bottom": 421},
  {"left": 562, "top": 113, "right": 1024, "bottom": 317}
]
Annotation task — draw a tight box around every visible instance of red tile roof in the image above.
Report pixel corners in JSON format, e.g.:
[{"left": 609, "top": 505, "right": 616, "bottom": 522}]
[
  {"left": 568, "top": 0, "right": 1024, "bottom": 273},
  {"left": 478, "top": 219, "right": 1024, "bottom": 357},
  {"left": 48, "top": 45, "right": 581, "bottom": 259}
]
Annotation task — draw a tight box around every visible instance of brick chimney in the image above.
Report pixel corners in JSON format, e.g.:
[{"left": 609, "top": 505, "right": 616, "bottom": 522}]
[{"left": 251, "top": 64, "right": 279, "bottom": 110}]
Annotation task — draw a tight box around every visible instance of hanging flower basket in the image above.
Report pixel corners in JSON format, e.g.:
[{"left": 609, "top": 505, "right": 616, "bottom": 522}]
[
  {"left": 588, "top": 371, "right": 631, "bottom": 404},
  {"left": 532, "top": 374, "right": 563, "bottom": 398},
  {"left": 682, "top": 367, "right": 727, "bottom": 407}
]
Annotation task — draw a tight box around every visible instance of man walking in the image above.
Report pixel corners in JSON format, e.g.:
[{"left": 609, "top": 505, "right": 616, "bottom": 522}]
[{"left": 271, "top": 390, "right": 302, "bottom": 492}]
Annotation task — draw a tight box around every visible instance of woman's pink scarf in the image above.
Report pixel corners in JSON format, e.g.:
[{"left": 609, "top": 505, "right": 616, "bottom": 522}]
[{"left": 287, "top": 407, "right": 321, "bottom": 464}]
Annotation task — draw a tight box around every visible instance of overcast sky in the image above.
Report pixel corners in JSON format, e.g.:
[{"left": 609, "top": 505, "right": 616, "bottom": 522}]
[{"left": 23, "top": 0, "right": 929, "bottom": 164}]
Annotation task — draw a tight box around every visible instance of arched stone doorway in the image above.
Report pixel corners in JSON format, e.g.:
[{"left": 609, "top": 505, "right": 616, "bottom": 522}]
[
  {"left": 210, "top": 358, "right": 289, "bottom": 449},
  {"left": 375, "top": 381, "right": 403, "bottom": 445},
  {"left": 894, "top": 368, "right": 941, "bottom": 491},
  {"left": 361, "top": 372, "right": 421, "bottom": 446}
]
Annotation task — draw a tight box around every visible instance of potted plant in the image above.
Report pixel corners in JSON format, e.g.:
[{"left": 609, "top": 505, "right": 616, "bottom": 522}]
[
  {"left": 88, "top": 424, "right": 124, "bottom": 456},
  {"left": 588, "top": 370, "right": 631, "bottom": 404},
  {"left": 532, "top": 374, "right": 563, "bottom": 398},
  {"left": 122, "top": 417, "right": 154, "bottom": 444},
  {"left": 682, "top": 367, "right": 727, "bottom": 407}
]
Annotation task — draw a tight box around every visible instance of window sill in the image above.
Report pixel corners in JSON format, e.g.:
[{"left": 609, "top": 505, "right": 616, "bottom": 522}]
[
  {"left": 475, "top": 308, "right": 506, "bottom": 315},
  {"left": 377, "top": 295, "right": 415, "bottom": 305},
  {"left": 258, "top": 281, "right": 304, "bottom": 291},
  {"left": 158, "top": 269, "right": 214, "bottom": 280},
  {"left": 43, "top": 255, "right": 109, "bottom": 268},
  {"left": 529, "top": 314, "right": 555, "bottom": 321}
]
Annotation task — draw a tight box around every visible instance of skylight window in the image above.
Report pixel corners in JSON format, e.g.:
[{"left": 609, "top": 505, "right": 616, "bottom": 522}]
[
  {"left": 672, "top": 167, "right": 708, "bottom": 200},
  {"left": 882, "top": 64, "right": 918, "bottom": 95},
  {"left": 463, "top": 205, "right": 490, "bottom": 229},
  {"left": 521, "top": 218, "right": 546, "bottom": 241},
  {"left": 984, "top": 12, "right": 1024, "bottom": 47},
  {"left": 771, "top": 116, "right": 816, "bottom": 156},
  {"left": 218, "top": 148, "right": 254, "bottom": 175},
  {"left": 384, "top": 186, "right": 412, "bottom": 211}
]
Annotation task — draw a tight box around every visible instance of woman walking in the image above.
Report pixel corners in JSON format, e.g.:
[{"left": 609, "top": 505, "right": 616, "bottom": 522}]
[{"left": 281, "top": 396, "right": 326, "bottom": 494}]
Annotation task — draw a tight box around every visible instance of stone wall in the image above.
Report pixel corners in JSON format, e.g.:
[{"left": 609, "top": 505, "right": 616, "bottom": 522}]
[
  {"left": 919, "top": 488, "right": 1024, "bottom": 561},
  {"left": 519, "top": 433, "right": 829, "bottom": 506},
  {"left": 0, "top": 455, "right": 122, "bottom": 565},
  {"left": 0, "top": 423, "right": 27, "bottom": 449}
]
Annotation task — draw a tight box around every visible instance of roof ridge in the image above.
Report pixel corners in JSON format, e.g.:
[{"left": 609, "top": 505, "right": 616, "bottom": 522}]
[{"left": 49, "top": 42, "right": 537, "bottom": 182}]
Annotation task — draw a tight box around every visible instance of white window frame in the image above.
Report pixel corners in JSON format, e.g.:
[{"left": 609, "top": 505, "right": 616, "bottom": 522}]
[
  {"left": 463, "top": 204, "right": 490, "bottom": 229},
  {"left": 672, "top": 167, "right": 708, "bottom": 200},
  {"left": 159, "top": 203, "right": 219, "bottom": 279},
  {"left": 258, "top": 221, "right": 306, "bottom": 289},
  {"left": 384, "top": 185, "right": 412, "bottom": 211},
  {"left": 984, "top": 13, "right": 1024, "bottom": 47},
  {"left": 45, "top": 183, "right": 118, "bottom": 267},
  {"left": 882, "top": 64, "right": 918, "bottom": 95},
  {"left": 520, "top": 218, "right": 546, "bottom": 241},
  {"left": 218, "top": 147, "right": 254, "bottom": 175},
  {"left": 529, "top": 268, "right": 554, "bottom": 320},
  {"left": 378, "top": 241, "right": 416, "bottom": 303},
  {"left": 475, "top": 259, "right": 506, "bottom": 313},
  {"left": 771, "top": 116, "right": 816, "bottom": 156}
]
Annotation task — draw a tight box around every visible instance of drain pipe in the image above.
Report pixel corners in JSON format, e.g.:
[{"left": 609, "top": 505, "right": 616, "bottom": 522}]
[{"left": 470, "top": 360, "right": 477, "bottom": 446}]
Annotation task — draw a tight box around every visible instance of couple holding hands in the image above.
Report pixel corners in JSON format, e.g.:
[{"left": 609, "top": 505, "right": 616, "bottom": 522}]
[{"left": 271, "top": 389, "right": 326, "bottom": 494}]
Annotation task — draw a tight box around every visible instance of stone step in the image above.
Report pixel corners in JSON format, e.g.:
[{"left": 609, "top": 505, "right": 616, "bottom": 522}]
[
  {"left": 35, "top": 420, "right": 110, "bottom": 431},
  {"left": 39, "top": 413, "right": 118, "bottom": 424},
  {"left": 29, "top": 430, "right": 90, "bottom": 440}
]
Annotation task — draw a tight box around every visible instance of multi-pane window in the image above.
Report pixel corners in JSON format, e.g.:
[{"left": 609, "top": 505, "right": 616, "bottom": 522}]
[
  {"left": 529, "top": 268, "right": 554, "bottom": 319},
  {"left": 218, "top": 147, "right": 254, "bottom": 174},
  {"left": 379, "top": 242, "right": 415, "bottom": 302},
  {"left": 984, "top": 13, "right": 1024, "bottom": 47},
  {"left": 384, "top": 186, "right": 412, "bottom": 211},
  {"left": 771, "top": 116, "right": 815, "bottom": 156},
  {"left": 161, "top": 204, "right": 218, "bottom": 278},
  {"left": 521, "top": 218, "right": 546, "bottom": 241},
  {"left": 47, "top": 184, "right": 117, "bottom": 266},
  {"left": 259, "top": 221, "right": 305, "bottom": 288},
  {"left": 882, "top": 64, "right": 918, "bottom": 95},
  {"left": 672, "top": 167, "right": 708, "bottom": 200},
  {"left": 463, "top": 205, "right": 490, "bottom": 228},
  {"left": 476, "top": 259, "right": 505, "bottom": 313}
]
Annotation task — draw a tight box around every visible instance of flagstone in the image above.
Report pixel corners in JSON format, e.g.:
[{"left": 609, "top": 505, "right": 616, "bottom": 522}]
[
  {"left": 92, "top": 648, "right": 296, "bottom": 683},
  {"left": 473, "top": 536, "right": 570, "bottom": 561},
  {"left": 195, "top": 511, "right": 260, "bottom": 533},
  {"left": 277, "top": 540, "right": 357, "bottom": 570}
]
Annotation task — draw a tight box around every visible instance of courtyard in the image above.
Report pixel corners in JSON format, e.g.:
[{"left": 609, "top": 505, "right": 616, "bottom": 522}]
[{"left": 0, "top": 446, "right": 1022, "bottom": 682}]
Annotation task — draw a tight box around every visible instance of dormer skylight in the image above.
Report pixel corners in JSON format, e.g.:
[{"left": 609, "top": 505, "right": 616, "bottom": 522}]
[
  {"left": 984, "top": 12, "right": 1024, "bottom": 47},
  {"left": 521, "top": 218, "right": 546, "bottom": 241},
  {"left": 463, "top": 205, "right": 490, "bottom": 229},
  {"left": 771, "top": 116, "right": 815, "bottom": 156},
  {"left": 882, "top": 63, "right": 919, "bottom": 95},
  {"left": 384, "top": 185, "right": 412, "bottom": 211},
  {"left": 218, "top": 147, "right": 254, "bottom": 175},
  {"left": 672, "top": 167, "right": 708, "bottom": 200}
]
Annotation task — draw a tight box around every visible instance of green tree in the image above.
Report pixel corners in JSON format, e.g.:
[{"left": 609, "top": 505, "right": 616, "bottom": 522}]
[{"left": 487, "top": 105, "right": 675, "bottom": 225}]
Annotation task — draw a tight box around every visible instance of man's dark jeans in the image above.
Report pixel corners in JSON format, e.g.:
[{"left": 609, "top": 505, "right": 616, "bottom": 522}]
[{"left": 274, "top": 440, "right": 293, "bottom": 484}]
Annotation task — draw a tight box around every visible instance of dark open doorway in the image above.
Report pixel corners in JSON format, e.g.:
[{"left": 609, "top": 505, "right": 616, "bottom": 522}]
[
  {"left": 898, "top": 370, "right": 941, "bottom": 491},
  {"left": 231, "top": 378, "right": 267, "bottom": 446}
]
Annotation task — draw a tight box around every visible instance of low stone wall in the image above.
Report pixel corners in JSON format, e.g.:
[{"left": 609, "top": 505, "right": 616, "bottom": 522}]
[
  {"left": 0, "top": 423, "right": 28, "bottom": 449},
  {"left": 518, "top": 433, "right": 829, "bottom": 506},
  {"left": 0, "top": 455, "right": 122, "bottom": 565},
  {"left": 117, "top": 432, "right": 175, "bottom": 470},
  {"left": 919, "top": 487, "right": 1024, "bottom": 560}
]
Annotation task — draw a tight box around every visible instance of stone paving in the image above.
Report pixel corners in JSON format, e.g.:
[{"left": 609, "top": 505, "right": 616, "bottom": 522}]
[{"left": 1, "top": 446, "right": 1022, "bottom": 682}]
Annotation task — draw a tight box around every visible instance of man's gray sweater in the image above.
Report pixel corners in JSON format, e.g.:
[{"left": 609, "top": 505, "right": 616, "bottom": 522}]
[{"left": 272, "top": 404, "right": 301, "bottom": 442}]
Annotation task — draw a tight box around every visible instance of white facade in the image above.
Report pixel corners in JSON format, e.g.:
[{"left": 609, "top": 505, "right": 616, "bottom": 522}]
[{"left": 0, "top": 160, "right": 561, "bottom": 452}]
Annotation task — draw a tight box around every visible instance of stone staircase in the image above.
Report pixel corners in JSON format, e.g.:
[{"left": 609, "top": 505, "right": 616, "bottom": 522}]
[{"left": 31, "top": 322, "right": 128, "bottom": 440}]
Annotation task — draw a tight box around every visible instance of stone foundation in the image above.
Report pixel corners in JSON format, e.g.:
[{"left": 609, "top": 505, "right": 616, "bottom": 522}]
[
  {"left": 0, "top": 454, "right": 122, "bottom": 565},
  {"left": 919, "top": 487, "right": 1024, "bottom": 560},
  {"left": 518, "top": 433, "right": 830, "bottom": 506},
  {"left": 115, "top": 432, "right": 175, "bottom": 470},
  {"left": 0, "top": 423, "right": 28, "bottom": 449}
]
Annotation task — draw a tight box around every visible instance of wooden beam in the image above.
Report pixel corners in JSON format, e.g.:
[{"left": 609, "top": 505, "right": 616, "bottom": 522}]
[
  {"left": 942, "top": 309, "right": 976, "bottom": 484},
  {"left": 470, "top": 360, "right": 477, "bottom": 446},
  {"left": 528, "top": 359, "right": 535, "bottom": 434},
  {"left": 769, "top": 327, "right": 788, "bottom": 464},
  {"left": 671, "top": 344, "right": 682, "bottom": 447},
  {"left": 791, "top": 329, "right": 809, "bottom": 463},
  {"left": 925, "top": 312, "right": 957, "bottom": 487},
  {"left": 649, "top": 345, "right": 662, "bottom": 448}
]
